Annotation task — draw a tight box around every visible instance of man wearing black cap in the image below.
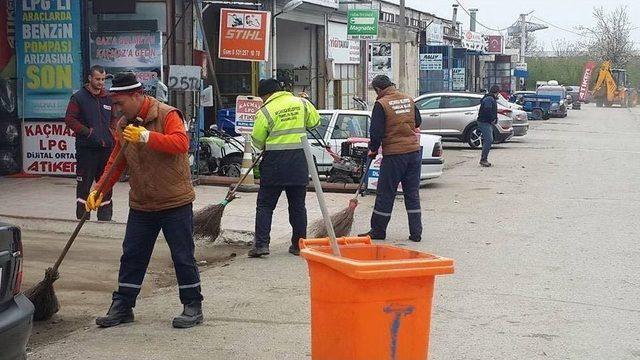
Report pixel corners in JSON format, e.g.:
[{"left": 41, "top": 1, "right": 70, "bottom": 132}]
[
  {"left": 64, "top": 65, "right": 115, "bottom": 221},
  {"left": 359, "top": 75, "right": 423, "bottom": 242},
  {"left": 477, "top": 85, "right": 500, "bottom": 167},
  {"left": 248, "top": 78, "right": 320, "bottom": 257},
  {"left": 85, "top": 72, "right": 204, "bottom": 328}
]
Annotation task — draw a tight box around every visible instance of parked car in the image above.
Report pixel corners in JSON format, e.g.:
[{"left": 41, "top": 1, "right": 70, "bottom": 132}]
[
  {"left": 414, "top": 92, "right": 514, "bottom": 148},
  {"left": 0, "top": 222, "right": 33, "bottom": 360},
  {"left": 537, "top": 85, "right": 568, "bottom": 117},
  {"left": 564, "top": 85, "right": 582, "bottom": 109},
  {"left": 496, "top": 94, "right": 529, "bottom": 137},
  {"left": 309, "top": 110, "right": 444, "bottom": 185}
]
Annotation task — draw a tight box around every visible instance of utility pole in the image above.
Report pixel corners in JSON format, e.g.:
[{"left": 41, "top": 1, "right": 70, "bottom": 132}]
[
  {"left": 398, "top": 0, "right": 406, "bottom": 91},
  {"left": 469, "top": 8, "right": 477, "bottom": 32},
  {"left": 519, "top": 13, "right": 527, "bottom": 65}
]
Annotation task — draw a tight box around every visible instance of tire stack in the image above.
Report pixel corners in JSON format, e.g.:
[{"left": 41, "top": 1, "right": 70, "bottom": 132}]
[{"left": 0, "top": 78, "right": 21, "bottom": 176}]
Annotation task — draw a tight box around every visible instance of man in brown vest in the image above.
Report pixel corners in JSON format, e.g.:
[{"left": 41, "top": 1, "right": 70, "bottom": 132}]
[
  {"left": 85, "top": 72, "right": 203, "bottom": 328},
  {"left": 359, "top": 75, "right": 423, "bottom": 242}
]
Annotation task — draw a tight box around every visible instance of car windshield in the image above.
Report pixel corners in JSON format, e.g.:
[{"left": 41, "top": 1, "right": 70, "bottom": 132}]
[{"left": 309, "top": 113, "right": 332, "bottom": 139}]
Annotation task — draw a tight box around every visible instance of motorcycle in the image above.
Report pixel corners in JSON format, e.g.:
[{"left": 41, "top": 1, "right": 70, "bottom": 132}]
[{"left": 197, "top": 126, "right": 248, "bottom": 177}]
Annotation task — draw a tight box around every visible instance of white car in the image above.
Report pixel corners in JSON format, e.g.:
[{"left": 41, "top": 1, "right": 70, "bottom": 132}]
[
  {"left": 496, "top": 94, "right": 529, "bottom": 137},
  {"left": 415, "top": 92, "right": 515, "bottom": 147},
  {"left": 309, "top": 110, "right": 444, "bottom": 185}
]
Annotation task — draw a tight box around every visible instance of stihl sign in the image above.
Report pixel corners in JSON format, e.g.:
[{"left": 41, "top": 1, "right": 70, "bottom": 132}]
[
  {"left": 579, "top": 60, "right": 597, "bottom": 102},
  {"left": 219, "top": 8, "right": 270, "bottom": 62}
]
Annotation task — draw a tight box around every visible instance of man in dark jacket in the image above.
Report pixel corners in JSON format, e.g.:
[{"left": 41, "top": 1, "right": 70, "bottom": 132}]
[
  {"left": 359, "top": 75, "right": 423, "bottom": 242},
  {"left": 64, "top": 65, "right": 115, "bottom": 220},
  {"left": 477, "top": 85, "right": 500, "bottom": 167}
]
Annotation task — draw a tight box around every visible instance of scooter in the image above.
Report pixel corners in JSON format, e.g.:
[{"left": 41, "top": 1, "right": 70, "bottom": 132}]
[{"left": 198, "top": 126, "right": 247, "bottom": 177}]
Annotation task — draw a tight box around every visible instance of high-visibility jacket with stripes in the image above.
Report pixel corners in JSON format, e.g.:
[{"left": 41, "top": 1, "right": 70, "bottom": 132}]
[{"left": 251, "top": 91, "right": 320, "bottom": 151}]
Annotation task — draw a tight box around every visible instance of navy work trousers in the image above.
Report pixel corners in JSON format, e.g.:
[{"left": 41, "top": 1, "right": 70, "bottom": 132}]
[
  {"left": 370, "top": 150, "right": 422, "bottom": 240},
  {"left": 76, "top": 147, "right": 113, "bottom": 220},
  {"left": 113, "top": 203, "right": 203, "bottom": 307},
  {"left": 254, "top": 185, "right": 307, "bottom": 249}
]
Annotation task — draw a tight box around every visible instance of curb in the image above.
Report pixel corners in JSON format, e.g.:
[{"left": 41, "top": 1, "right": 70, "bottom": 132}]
[{"left": 0, "top": 214, "right": 128, "bottom": 239}]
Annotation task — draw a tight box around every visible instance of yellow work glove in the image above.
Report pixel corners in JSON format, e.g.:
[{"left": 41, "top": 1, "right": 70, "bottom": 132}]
[
  {"left": 123, "top": 124, "right": 149, "bottom": 143},
  {"left": 85, "top": 190, "right": 104, "bottom": 212}
]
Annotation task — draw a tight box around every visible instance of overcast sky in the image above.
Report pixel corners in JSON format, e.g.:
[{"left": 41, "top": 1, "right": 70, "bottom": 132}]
[{"left": 402, "top": 0, "right": 640, "bottom": 50}]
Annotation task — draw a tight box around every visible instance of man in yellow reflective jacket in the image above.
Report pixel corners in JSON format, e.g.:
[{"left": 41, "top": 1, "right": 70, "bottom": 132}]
[{"left": 249, "top": 79, "right": 320, "bottom": 257}]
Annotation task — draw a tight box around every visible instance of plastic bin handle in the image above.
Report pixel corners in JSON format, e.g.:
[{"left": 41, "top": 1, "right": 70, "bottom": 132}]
[{"left": 299, "top": 236, "right": 372, "bottom": 249}]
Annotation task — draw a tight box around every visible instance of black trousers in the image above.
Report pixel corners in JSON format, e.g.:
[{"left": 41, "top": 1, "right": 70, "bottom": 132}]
[
  {"left": 113, "top": 203, "right": 203, "bottom": 307},
  {"left": 370, "top": 150, "right": 423, "bottom": 240},
  {"left": 254, "top": 185, "right": 307, "bottom": 249},
  {"left": 76, "top": 147, "right": 113, "bottom": 220}
]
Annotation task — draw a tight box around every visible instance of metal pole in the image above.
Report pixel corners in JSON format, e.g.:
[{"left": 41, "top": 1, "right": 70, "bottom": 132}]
[
  {"left": 301, "top": 136, "right": 341, "bottom": 257},
  {"left": 271, "top": 0, "right": 278, "bottom": 78},
  {"left": 398, "top": 0, "right": 406, "bottom": 91},
  {"left": 194, "top": 0, "right": 223, "bottom": 108}
]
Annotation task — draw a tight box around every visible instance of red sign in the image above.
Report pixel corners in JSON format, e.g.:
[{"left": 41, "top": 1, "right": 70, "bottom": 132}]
[
  {"left": 485, "top": 35, "right": 503, "bottom": 54},
  {"left": 579, "top": 60, "right": 597, "bottom": 102},
  {"left": 22, "top": 122, "right": 77, "bottom": 175},
  {"left": 235, "top": 96, "right": 263, "bottom": 134},
  {"left": 219, "top": 8, "right": 270, "bottom": 62}
]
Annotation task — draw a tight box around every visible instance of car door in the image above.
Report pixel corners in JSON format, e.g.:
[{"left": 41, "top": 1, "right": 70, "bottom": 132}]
[
  {"left": 415, "top": 95, "right": 442, "bottom": 134},
  {"left": 307, "top": 112, "right": 334, "bottom": 173},
  {"left": 440, "top": 95, "right": 481, "bottom": 136}
]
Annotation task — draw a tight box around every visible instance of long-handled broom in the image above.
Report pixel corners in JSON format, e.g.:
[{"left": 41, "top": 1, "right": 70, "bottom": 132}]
[
  {"left": 193, "top": 151, "right": 264, "bottom": 241},
  {"left": 26, "top": 142, "right": 129, "bottom": 321},
  {"left": 308, "top": 157, "right": 372, "bottom": 238}
]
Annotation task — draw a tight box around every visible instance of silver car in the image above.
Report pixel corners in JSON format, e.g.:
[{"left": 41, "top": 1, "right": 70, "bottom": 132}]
[
  {"left": 497, "top": 94, "right": 529, "bottom": 136},
  {"left": 415, "top": 92, "right": 514, "bottom": 148}
]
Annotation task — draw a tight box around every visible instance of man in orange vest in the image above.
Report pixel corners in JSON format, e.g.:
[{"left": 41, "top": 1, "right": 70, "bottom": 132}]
[
  {"left": 359, "top": 75, "right": 423, "bottom": 242},
  {"left": 85, "top": 72, "right": 203, "bottom": 329}
]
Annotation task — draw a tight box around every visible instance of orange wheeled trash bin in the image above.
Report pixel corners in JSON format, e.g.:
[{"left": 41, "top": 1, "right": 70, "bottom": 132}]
[{"left": 300, "top": 237, "right": 454, "bottom": 360}]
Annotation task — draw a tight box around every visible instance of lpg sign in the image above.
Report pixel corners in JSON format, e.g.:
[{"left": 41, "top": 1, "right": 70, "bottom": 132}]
[{"left": 219, "top": 8, "right": 270, "bottom": 62}]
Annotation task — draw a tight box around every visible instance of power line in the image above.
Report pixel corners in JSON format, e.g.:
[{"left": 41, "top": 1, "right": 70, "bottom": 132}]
[
  {"left": 531, "top": 15, "right": 587, "bottom": 38},
  {"left": 453, "top": 0, "right": 512, "bottom": 32}
]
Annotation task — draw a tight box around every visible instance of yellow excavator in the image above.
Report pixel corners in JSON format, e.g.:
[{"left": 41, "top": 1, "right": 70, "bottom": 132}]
[{"left": 591, "top": 61, "right": 638, "bottom": 108}]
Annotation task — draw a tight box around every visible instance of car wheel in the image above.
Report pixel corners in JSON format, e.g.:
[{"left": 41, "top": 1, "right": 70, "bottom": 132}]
[
  {"left": 531, "top": 108, "right": 543, "bottom": 120},
  {"left": 219, "top": 154, "right": 242, "bottom": 177},
  {"left": 466, "top": 126, "right": 482, "bottom": 149}
]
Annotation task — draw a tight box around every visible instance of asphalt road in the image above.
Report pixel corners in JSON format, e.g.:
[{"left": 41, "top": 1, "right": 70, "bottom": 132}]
[{"left": 25, "top": 103, "right": 640, "bottom": 359}]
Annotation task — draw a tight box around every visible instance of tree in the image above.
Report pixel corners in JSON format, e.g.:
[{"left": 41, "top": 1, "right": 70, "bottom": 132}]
[
  {"left": 578, "top": 6, "right": 636, "bottom": 67},
  {"left": 505, "top": 32, "right": 542, "bottom": 56},
  {"left": 551, "top": 39, "right": 586, "bottom": 58}
]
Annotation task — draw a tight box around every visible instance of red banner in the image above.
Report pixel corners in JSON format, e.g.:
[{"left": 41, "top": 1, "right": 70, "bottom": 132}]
[
  {"left": 485, "top": 35, "right": 503, "bottom": 54},
  {"left": 218, "top": 8, "right": 270, "bottom": 62},
  {"left": 579, "top": 60, "right": 597, "bottom": 102}
]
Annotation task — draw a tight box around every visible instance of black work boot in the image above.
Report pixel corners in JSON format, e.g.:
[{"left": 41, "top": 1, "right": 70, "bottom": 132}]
[
  {"left": 288, "top": 245, "right": 300, "bottom": 256},
  {"left": 172, "top": 301, "right": 203, "bottom": 328},
  {"left": 96, "top": 299, "right": 134, "bottom": 328},
  {"left": 480, "top": 160, "right": 492, "bottom": 167},
  {"left": 357, "top": 230, "right": 386, "bottom": 241},
  {"left": 248, "top": 245, "right": 270, "bottom": 258}
]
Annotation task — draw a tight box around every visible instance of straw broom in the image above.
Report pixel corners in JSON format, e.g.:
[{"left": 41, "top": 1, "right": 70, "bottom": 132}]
[
  {"left": 309, "top": 158, "right": 372, "bottom": 238},
  {"left": 193, "top": 151, "right": 263, "bottom": 241},
  {"left": 26, "top": 142, "right": 129, "bottom": 321}
]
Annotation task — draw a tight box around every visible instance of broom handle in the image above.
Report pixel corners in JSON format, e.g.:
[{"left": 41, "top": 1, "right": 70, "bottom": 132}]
[
  {"left": 52, "top": 142, "right": 129, "bottom": 272},
  {"left": 352, "top": 157, "right": 373, "bottom": 201},
  {"left": 301, "top": 136, "right": 341, "bottom": 257},
  {"left": 226, "top": 151, "right": 264, "bottom": 199}
]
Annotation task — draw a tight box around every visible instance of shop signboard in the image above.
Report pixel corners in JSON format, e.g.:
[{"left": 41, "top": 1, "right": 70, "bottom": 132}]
[
  {"left": 0, "top": 0, "right": 16, "bottom": 78},
  {"left": 452, "top": 68, "right": 466, "bottom": 91},
  {"left": 235, "top": 96, "right": 263, "bottom": 134},
  {"left": 462, "top": 30, "right": 487, "bottom": 52},
  {"left": 22, "top": 121, "right": 76, "bottom": 175},
  {"left": 485, "top": 35, "right": 503, "bottom": 54},
  {"left": 368, "top": 42, "right": 393, "bottom": 81},
  {"left": 426, "top": 22, "right": 443, "bottom": 44},
  {"left": 420, "top": 53, "right": 443, "bottom": 71},
  {"left": 90, "top": 31, "right": 163, "bottom": 96},
  {"left": 168, "top": 65, "right": 201, "bottom": 92},
  {"left": 347, "top": 9, "right": 378, "bottom": 40},
  {"left": 327, "top": 22, "right": 360, "bottom": 64},
  {"left": 579, "top": 60, "right": 597, "bottom": 102},
  {"left": 219, "top": 8, "right": 270, "bottom": 62},
  {"left": 16, "top": 0, "right": 82, "bottom": 118},
  {"left": 514, "top": 63, "right": 528, "bottom": 78}
]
